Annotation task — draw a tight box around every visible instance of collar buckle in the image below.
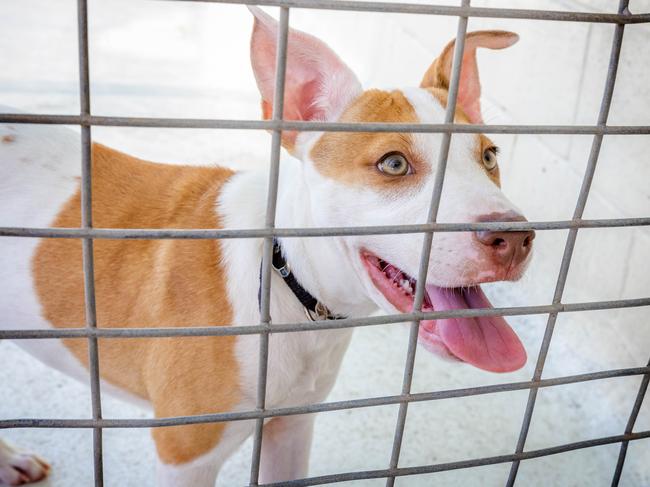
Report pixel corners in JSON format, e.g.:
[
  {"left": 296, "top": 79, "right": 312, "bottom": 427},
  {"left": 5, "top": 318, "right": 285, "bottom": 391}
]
[
  {"left": 304, "top": 301, "right": 335, "bottom": 322},
  {"left": 273, "top": 261, "right": 291, "bottom": 278},
  {"left": 271, "top": 241, "right": 292, "bottom": 278}
]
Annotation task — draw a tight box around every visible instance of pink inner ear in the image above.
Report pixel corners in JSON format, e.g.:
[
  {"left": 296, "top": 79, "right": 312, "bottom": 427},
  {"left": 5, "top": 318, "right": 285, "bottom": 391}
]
[
  {"left": 249, "top": 7, "right": 361, "bottom": 145},
  {"left": 282, "top": 73, "right": 327, "bottom": 122},
  {"left": 457, "top": 53, "right": 483, "bottom": 124}
]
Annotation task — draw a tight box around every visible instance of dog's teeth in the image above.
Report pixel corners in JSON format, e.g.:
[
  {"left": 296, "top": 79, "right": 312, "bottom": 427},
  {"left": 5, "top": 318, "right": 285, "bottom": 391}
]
[
  {"left": 379, "top": 262, "right": 415, "bottom": 295},
  {"left": 400, "top": 279, "right": 413, "bottom": 294}
]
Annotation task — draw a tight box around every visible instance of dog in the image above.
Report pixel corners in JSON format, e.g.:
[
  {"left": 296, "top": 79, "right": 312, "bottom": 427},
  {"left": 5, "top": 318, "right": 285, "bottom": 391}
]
[{"left": 0, "top": 7, "right": 533, "bottom": 486}]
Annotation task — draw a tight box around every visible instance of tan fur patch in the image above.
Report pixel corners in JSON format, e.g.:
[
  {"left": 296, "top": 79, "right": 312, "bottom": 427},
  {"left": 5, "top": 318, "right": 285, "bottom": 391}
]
[
  {"left": 309, "top": 89, "right": 428, "bottom": 190},
  {"left": 311, "top": 88, "right": 500, "bottom": 189},
  {"left": 32, "top": 144, "right": 240, "bottom": 464}
]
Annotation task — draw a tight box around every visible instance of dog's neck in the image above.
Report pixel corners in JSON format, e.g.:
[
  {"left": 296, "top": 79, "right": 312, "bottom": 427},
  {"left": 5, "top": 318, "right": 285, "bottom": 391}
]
[{"left": 272, "top": 157, "right": 376, "bottom": 319}]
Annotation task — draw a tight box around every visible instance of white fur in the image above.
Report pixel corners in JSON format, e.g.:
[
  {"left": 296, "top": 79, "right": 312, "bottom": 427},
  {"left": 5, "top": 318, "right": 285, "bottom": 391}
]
[{"left": 259, "top": 415, "right": 315, "bottom": 482}]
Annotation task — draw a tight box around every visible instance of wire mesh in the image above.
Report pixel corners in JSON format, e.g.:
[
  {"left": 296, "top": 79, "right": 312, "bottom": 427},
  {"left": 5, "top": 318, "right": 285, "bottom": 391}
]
[{"left": 0, "top": 0, "right": 649, "bottom": 486}]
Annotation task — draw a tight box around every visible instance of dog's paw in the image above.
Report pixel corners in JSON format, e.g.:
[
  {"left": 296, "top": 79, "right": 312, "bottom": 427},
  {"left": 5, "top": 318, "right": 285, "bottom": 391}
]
[{"left": 0, "top": 444, "right": 50, "bottom": 486}]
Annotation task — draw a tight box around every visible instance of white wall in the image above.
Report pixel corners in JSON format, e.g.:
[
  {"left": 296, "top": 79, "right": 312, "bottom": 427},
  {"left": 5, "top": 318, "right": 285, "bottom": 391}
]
[{"left": 0, "top": 0, "right": 648, "bottom": 485}]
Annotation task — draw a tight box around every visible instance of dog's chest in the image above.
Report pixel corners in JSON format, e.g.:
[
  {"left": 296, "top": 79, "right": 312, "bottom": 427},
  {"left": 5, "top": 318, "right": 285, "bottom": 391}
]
[
  {"left": 272, "top": 327, "right": 353, "bottom": 407},
  {"left": 232, "top": 301, "right": 353, "bottom": 410}
]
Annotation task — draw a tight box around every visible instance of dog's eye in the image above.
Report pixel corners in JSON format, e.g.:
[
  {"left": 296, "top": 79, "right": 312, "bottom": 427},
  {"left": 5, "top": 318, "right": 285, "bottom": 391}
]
[
  {"left": 377, "top": 152, "right": 412, "bottom": 176},
  {"left": 482, "top": 147, "right": 498, "bottom": 171}
]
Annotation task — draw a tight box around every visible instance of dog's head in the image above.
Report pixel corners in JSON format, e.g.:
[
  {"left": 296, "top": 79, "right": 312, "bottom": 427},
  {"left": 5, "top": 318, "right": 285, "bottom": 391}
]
[{"left": 250, "top": 8, "right": 533, "bottom": 373}]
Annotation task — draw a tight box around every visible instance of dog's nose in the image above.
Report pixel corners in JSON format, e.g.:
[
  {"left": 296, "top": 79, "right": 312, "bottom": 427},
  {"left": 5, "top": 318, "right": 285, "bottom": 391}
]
[{"left": 474, "top": 212, "right": 535, "bottom": 267}]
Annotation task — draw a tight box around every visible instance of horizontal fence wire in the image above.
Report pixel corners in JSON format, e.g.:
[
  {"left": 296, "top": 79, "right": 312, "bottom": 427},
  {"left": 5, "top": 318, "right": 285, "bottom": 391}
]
[
  {"left": 2, "top": 297, "right": 648, "bottom": 340},
  {"left": 1, "top": 217, "right": 650, "bottom": 240},
  {"left": 3, "top": 366, "right": 649, "bottom": 429},
  {"left": 2, "top": 113, "right": 650, "bottom": 134},
  {"left": 163, "top": 0, "right": 650, "bottom": 23},
  {"left": 1, "top": 0, "right": 649, "bottom": 486}
]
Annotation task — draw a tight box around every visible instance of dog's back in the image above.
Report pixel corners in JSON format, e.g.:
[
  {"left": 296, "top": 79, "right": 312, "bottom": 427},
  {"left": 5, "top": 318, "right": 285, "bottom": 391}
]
[{"left": 0, "top": 121, "right": 237, "bottom": 402}]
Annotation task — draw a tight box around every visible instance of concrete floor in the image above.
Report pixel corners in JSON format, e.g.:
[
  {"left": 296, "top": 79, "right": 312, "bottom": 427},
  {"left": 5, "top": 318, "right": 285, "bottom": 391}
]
[{"left": 1, "top": 1, "right": 649, "bottom": 486}]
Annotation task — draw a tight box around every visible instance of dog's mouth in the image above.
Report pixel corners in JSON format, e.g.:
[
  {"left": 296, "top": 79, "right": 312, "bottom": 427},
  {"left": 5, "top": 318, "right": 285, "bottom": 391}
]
[{"left": 361, "top": 251, "right": 526, "bottom": 373}]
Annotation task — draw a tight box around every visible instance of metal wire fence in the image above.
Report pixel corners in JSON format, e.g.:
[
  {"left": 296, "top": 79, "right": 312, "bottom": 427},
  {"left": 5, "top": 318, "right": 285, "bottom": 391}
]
[{"left": 0, "top": 0, "right": 649, "bottom": 486}]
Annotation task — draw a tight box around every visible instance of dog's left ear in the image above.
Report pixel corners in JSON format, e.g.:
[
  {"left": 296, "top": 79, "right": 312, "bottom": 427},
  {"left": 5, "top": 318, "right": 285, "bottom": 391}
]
[
  {"left": 420, "top": 31, "right": 518, "bottom": 124},
  {"left": 249, "top": 7, "right": 362, "bottom": 153}
]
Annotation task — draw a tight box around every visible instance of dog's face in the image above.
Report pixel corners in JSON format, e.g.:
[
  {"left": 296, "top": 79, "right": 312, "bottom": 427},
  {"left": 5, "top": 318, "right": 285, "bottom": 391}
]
[{"left": 250, "top": 9, "right": 533, "bottom": 373}]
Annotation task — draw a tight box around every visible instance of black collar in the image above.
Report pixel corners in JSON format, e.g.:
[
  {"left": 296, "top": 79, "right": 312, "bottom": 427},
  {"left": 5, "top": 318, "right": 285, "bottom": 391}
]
[{"left": 258, "top": 238, "right": 346, "bottom": 321}]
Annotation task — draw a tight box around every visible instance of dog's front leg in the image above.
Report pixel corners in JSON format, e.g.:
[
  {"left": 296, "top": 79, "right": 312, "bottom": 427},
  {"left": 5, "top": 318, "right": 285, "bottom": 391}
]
[
  {"left": 153, "top": 424, "right": 225, "bottom": 487},
  {"left": 259, "top": 414, "right": 315, "bottom": 483}
]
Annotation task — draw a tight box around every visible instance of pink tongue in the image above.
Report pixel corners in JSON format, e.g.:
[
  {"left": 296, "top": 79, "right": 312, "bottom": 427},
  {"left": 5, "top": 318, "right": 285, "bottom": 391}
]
[{"left": 425, "top": 285, "right": 526, "bottom": 372}]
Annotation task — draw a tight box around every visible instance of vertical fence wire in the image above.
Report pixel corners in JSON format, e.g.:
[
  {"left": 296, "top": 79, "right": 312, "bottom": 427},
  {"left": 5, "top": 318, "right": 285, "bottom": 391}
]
[
  {"left": 384, "top": 1, "right": 470, "bottom": 485},
  {"left": 611, "top": 356, "right": 650, "bottom": 486},
  {"left": 76, "top": 1, "right": 104, "bottom": 486},
  {"left": 249, "top": 7, "right": 291, "bottom": 486},
  {"left": 505, "top": 1, "right": 629, "bottom": 485}
]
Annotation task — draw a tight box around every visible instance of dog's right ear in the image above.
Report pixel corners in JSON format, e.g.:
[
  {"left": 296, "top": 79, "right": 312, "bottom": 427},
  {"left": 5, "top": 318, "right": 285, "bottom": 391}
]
[
  {"left": 249, "top": 7, "right": 362, "bottom": 153},
  {"left": 420, "top": 31, "right": 518, "bottom": 124}
]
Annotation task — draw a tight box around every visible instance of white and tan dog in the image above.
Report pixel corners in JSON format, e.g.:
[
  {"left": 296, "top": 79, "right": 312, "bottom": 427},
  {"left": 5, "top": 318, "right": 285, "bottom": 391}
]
[{"left": 0, "top": 7, "right": 534, "bottom": 486}]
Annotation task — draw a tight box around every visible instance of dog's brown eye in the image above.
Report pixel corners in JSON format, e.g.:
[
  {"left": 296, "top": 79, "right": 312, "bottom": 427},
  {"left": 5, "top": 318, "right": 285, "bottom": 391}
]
[
  {"left": 377, "top": 153, "right": 411, "bottom": 176},
  {"left": 483, "top": 147, "right": 498, "bottom": 171}
]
